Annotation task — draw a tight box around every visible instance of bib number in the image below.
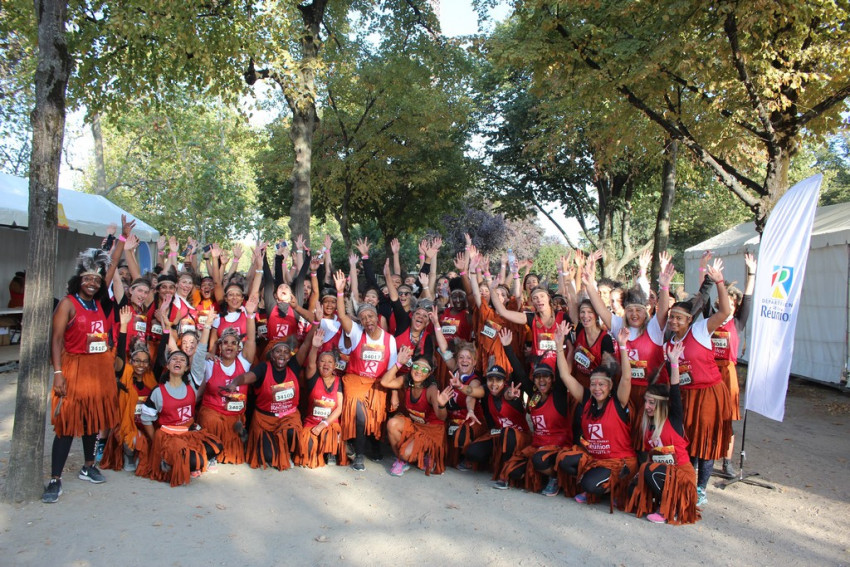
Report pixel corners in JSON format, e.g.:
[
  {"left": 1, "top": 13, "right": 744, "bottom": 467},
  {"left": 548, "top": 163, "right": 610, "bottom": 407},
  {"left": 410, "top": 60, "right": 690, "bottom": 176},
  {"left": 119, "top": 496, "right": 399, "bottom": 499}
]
[
  {"left": 574, "top": 351, "right": 591, "bottom": 369},
  {"left": 441, "top": 325, "right": 457, "bottom": 336},
  {"left": 151, "top": 323, "right": 163, "bottom": 335},
  {"left": 490, "top": 428, "right": 502, "bottom": 436},
  {"left": 362, "top": 350, "right": 382, "bottom": 362},
  {"left": 631, "top": 367, "right": 645, "bottom": 379},
  {"left": 180, "top": 324, "right": 195, "bottom": 335},
  {"left": 226, "top": 401, "right": 245, "bottom": 412},
  {"left": 313, "top": 406, "right": 332, "bottom": 418},
  {"left": 712, "top": 338, "right": 728, "bottom": 349},
  {"left": 679, "top": 372, "right": 692, "bottom": 386},
  {"left": 134, "top": 321, "right": 147, "bottom": 333},
  {"left": 274, "top": 389, "right": 295, "bottom": 402},
  {"left": 652, "top": 453, "right": 676, "bottom": 465},
  {"left": 257, "top": 324, "right": 268, "bottom": 337},
  {"left": 335, "top": 359, "right": 347, "bottom": 372},
  {"left": 134, "top": 402, "right": 144, "bottom": 416},
  {"left": 538, "top": 340, "right": 556, "bottom": 352},
  {"left": 481, "top": 325, "right": 497, "bottom": 339},
  {"left": 88, "top": 342, "right": 107, "bottom": 354}
]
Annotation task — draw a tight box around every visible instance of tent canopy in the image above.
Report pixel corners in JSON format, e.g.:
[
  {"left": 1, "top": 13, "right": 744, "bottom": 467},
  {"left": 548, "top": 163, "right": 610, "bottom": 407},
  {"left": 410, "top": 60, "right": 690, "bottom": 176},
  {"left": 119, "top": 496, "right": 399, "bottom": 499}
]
[
  {"left": 0, "top": 172, "right": 159, "bottom": 241},
  {"left": 685, "top": 201, "right": 850, "bottom": 259}
]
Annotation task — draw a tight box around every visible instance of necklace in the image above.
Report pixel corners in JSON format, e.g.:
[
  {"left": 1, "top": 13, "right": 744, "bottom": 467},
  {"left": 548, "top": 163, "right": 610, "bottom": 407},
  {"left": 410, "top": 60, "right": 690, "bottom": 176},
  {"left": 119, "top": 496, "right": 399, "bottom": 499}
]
[{"left": 75, "top": 294, "right": 97, "bottom": 312}]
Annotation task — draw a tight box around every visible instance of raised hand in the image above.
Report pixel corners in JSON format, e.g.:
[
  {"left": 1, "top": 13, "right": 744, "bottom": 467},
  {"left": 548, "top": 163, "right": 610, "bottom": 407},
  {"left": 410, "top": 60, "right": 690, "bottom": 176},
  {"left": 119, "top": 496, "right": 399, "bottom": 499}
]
[
  {"left": 348, "top": 252, "right": 358, "bottom": 266},
  {"left": 355, "top": 237, "right": 370, "bottom": 256},
  {"left": 309, "top": 255, "right": 322, "bottom": 272},
  {"left": 119, "top": 305, "right": 133, "bottom": 327},
  {"left": 554, "top": 320, "right": 573, "bottom": 347},
  {"left": 659, "top": 250, "right": 672, "bottom": 273},
  {"left": 574, "top": 249, "right": 586, "bottom": 268},
  {"left": 210, "top": 243, "right": 222, "bottom": 259},
  {"left": 390, "top": 238, "right": 400, "bottom": 255},
  {"left": 698, "top": 250, "right": 712, "bottom": 272},
  {"left": 312, "top": 328, "right": 324, "bottom": 349},
  {"left": 498, "top": 327, "right": 513, "bottom": 346},
  {"left": 419, "top": 272, "right": 430, "bottom": 289},
  {"left": 294, "top": 234, "right": 306, "bottom": 252},
  {"left": 168, "top": 236, "right": 179, "bottom": 254},
  {"left": 465, "top": 409, "right": 481, "bottom": 425},
  {"left": 437, "top": 385, "right": 454, "bottom": 407},
  {"left": 639, "top": 249, "right": 651, "bottom": 273},
  {"left": 120, "top": 215, "right": 136, "bottom": 238},
  {"left": 744, "top": 252, "right": 757, "bottom": 274},
  {"left": 397, "top": 345, "right": 413, "bottom": 367},
  {"left": 449, "top": 371, "right": 463, "bottom": 389},
  {"left": 232, "top": 243, "right": 243, "bottom": 260},
  {"left": 454, "top": 252, "right": 467, "bottom": 271},
  {"left": 124, "top": 234, "right": 140, "bottom": 252},
  {"left": 157, "top": 235, "right": 166, "bottom": 253},
  {"left": 505, "top": 382, "right": 522, "bottom": 401},
  {"left": 666, "top": 340, "right": 685, "bottom": 362},
  {"left": 333, "top": 270, "right": 347, "bottom": 293},
  {"left": 707, "top": 258, "right": 725, "bottom": 283},
  {"left": 245, "top": 294, "right": 259, "bottom": 315},
  {"left": 658, "top": 262, "right": 676, "bottom": 288},
  {"left": 617, "top": 326, "right": 629, "bottom": 347},
  {"left": 323, "top": 234, "right": 332, "bottom": 251},
  {"left": 106, "top": 222, "right": 117, "bottom": 236}
]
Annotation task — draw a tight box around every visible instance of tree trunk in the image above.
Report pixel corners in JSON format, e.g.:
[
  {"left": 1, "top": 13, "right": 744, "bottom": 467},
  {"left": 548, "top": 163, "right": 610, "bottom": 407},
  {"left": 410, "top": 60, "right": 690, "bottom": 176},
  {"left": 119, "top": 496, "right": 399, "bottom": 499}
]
[
  {"left": 287, "top": 0, "right": 328, "bottom": 246},
  {"left": 651, "top": 138, "right": 677, "bottom": 283},
  {"left": 91, "top": 112, "right": 107, "bottom": 194},
  {"left": 756, "top": 144, "right": 792, "bottom": 233},
  {"left": 3, "top": 0, "right": 71, "bottom": 504}
]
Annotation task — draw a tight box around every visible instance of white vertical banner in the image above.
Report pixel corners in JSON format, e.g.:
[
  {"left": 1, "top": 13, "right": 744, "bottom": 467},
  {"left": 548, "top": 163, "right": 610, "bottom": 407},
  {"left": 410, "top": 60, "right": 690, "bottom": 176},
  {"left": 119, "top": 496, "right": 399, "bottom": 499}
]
[{"left": 745, "top": 174, "right": 822, "bottom": 421}]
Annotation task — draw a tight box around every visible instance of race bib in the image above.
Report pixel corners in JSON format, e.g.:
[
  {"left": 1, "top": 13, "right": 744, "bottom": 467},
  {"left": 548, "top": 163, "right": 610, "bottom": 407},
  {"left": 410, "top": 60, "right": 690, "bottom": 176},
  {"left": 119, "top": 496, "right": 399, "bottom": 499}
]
[
  {"left": 151, "top": 323, "right": 163, "bottom": 335},
  {"left": 313, "top": 406, "right": 332, "bottom": 418},
  {"left": 712, "top": 337, "right": 728, "bottom": 349},
  {"left": 574, "top": 350, "right": 591, "bottom": 369},
  {"left": 274, "top": 388, "right": 295, "bottom": 402},
  {"left": 197, "top": 315, "right": 208, "bottom": 327},
  {"left": 409, "top": 409, "right": 425, "bottom": 424},
  {"left": 257, "top": 324, "right": 268, "bottom": 337},
  {"left": 180, "top": 324, "right": 195, "bottom": 335},
  {"left": 441, "top": 325, "right": 457, "bottom": 336},
  {"left": 652, "top": 453, "right": 676, "bottom": 465},
  {"left": 481, "top": 325, "right": 497, "bottom": 339},
  {"left": 447, "top": 425, "right": 459, "bottom": 436},
  {"left": 631, "top": 367, "right": 645, "bottom": 379},
  {"left": 362, "top": 349, "right": 382, "bottom": 362},
  {"left": 134, "top": 321, "right": 147, "bottom": 333},
  {"left": 335, "top": 359, "right": 347, "bottom": 372},
  {"left": 226, "top": 401, "right": 245, "bottom": 412},
  {"left": 679, "top": 372, "right": 692, "bottom": 386},
  {"left": 88, "top": 341, "right": 107, "bottom": 354},
  {"left": 134, "top": 402, "right": 144, "bottom": 415},
  {"left": 490, "top": 428, "right": 502, "bottom": 436},
  {"left": 538, "top": 340, "right": 556, "bottom": 352}
]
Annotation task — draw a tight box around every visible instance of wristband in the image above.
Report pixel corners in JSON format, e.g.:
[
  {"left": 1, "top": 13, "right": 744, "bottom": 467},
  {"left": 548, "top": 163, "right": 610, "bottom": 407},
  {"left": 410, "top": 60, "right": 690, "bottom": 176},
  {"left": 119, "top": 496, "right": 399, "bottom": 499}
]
[
  {"left": 313, "top": 320, "right": 321, "bottom": 325},
  {"left": 459, "top": 271, "right": 467, "bottom": 276},
  {"left": 310, "top": 272, "right": 317, "bottom": 277},
  {"left": 255, "top": 270, "right": 263, "bottom": 274},
  {"left": 54, "top": 370, "right": 62, "bottom": 374},
  {"left": 484, "top": 272, "right": 491, "bottom": 278},
  {"left": 699, "top": 267, "right": 706, "bottom": 272},
  {"left": 396, "top": 362, "right": 404, "bottom": 369},
  {"left": 747, "top": 271, "right": 755, "bottom": 276},
  {"left": 168, "top": 252, "right": 177, "bottom": 257},
  {"left": 669, "top": 364, "right": 679, "bottom": 369},
  {"left": 320, "top": 419, "right": 328, "bottom": 425},
  {"left": 438, "top": 404, "right": 447, "bottom": 410},
  {"left": 419, "top": 255, "right": 425, "bottom": 260},
  {"left": 661, "top": 285, "right": 669, "bottom": 291},
  {"left": 247, "top": 313, "right": 256, "bottom": 320},
  {"left": 296, "top": 250, "right": 304, "bottom": 254},
  {"left": 362, "top": 254, "right": 369, "bottom": 260},
  {"left": 337, "top": 292, "right": 344, "bottom": 297},
  {"left": 118, "top": 235, "right": 127, "bottom": 242},
  {"left": 513, "top": 274, "right": 520, "bottom": 279}
]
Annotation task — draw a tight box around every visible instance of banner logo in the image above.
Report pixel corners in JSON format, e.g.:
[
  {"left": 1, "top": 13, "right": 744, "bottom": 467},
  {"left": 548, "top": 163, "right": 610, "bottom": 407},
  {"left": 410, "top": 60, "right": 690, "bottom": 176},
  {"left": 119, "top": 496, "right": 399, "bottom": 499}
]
[{"left": 770, "top": 266, "right": 794, "bottom": 300}]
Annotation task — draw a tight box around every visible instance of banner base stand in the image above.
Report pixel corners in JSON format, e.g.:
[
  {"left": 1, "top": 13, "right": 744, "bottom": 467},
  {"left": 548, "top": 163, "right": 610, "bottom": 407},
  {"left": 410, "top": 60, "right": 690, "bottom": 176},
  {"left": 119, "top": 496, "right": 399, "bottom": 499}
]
[{"left": 715, "top": 470, "right": 775, "bottom": 490}]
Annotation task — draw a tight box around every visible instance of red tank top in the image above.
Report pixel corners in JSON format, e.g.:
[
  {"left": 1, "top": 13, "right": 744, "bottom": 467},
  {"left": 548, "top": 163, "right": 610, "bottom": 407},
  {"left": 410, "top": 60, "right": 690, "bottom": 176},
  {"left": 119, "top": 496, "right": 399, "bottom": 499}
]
[
  {"left": 528, "top": 393, "right": 571, "bottom": 447},
  {"left": 711, "top": 318, "right": 739, "bottom": 363},
  {"left": 393, "top": 326, "right": 432, "bottom": 374},
  {"left": 145, "top": 300, "right": 181, "bottom": 342},
  {"left": 255, "top": 362, "right": 300, "bottom": 417},
  {"left": 447, "top": 372, "right": 485, "bottom": 425},
  {"left": 669, "top": 326, "right": 723, "bottom": 389},
  {"left": 581, "top": 397, "right": 635, "bottom": 459},
  {"left": 346, "top": 328, "right": 393, "bottom": 379},
  {"left": 572, "top": 326, "right": 608, "bottom": 383},
  {"left": 217, "top": 310, "right": 248, "bottom": 339},
  {"left": 201, "top": 357, "right": 249, "bottom": 415},
  {"left": 303, "top": 375, "right": 342, "bottom": 428},
  {"left": 440, "top": 309, "right": 472, "bottom": 342},
  {"left": 531, "top": 311, "right": 564, "bottom": 371},
  {"left": 267, "top": 305, "right": 298, "bottom": 341},
  {"left": 404, "top": 386, "right": 443, "bottom": 425},
  {"left": 157, "top": 383, "right": 196, "bottom": 427},
  {"left": 626, "top": 329, "right": 667, "bottom": 386},
  {"left": 487, "top": 394, "right": 530, "bottom": 433},
  {"left": 645, "top": 419, "right": 690, "bottom": 466},
  {"left": 64, "top": 295, "right": 111, "bottom": 354}
]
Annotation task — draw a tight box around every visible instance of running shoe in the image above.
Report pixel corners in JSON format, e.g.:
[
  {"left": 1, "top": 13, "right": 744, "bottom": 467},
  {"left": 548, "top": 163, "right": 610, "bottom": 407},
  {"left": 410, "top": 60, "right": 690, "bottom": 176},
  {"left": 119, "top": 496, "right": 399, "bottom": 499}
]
[
  {"left": 722, "top": 459, "right": 737, "bottom": 477},
  {"left": 390, "top": 458, "right": 409, "bottom": 477},
  {"left": 351, "top": 454, "right": 366, "bottom": 471},
  {"left": 123, "top": 454, "right": 138, "bottom": 472},
  {"left": 574, "top": 492, "right": 588, "bottom": 504},
  {"left": 190, "top": 470, "right": 202, "bottom": 478},
  {"left": 326, "top": 454, "right": 337, "bottom": 466},
  {"left": 78, "top": 465, "right": 106, "bottom": 484},
  {"left": 541, "top": 477, "right": 560, "bottom": 497},
  {"left": 696, "top": 486, "right": 707, "bottom": 506},
  {"left": 368, "top": 439, "right": 383, "bottom": 462},
  {"left": 456, "top": 460, "right": 473, "bottom": 472},
  {"left": 492, "top": 479, "right": 509, "bottom": 490},
  {"left": 647, "top": 512, "right": 666, "bottom": 524},
  {"left": 42, "top": 479, "right": 62, "bottom": 504},
  {"left": 207, "top": 457, "right": 219, "bottom": 474}
]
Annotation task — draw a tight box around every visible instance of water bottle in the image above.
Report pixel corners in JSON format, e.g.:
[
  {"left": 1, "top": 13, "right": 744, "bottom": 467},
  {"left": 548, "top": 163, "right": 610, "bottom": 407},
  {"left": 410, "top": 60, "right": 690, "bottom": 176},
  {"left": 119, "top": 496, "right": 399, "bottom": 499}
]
[{"left": 507, "top": 248, "right": 517, "bottom": 273}]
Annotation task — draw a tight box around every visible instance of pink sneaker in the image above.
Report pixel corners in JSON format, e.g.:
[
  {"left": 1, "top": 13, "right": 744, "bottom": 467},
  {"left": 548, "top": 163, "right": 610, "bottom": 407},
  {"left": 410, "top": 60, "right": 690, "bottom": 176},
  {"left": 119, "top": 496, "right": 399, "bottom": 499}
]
[
  {"left": 206, "top": 458, "right": 219, "bottom": 474},
  {"left": 190, "top": 470, "right": 202, "bottom": 479},
  {"left": 574, "top": 492, "right": 587, "bottom": 504},
  {"left": 390, "top": 458, "right": 408, "bottom": 477},
  {"left": 647, "top": 512, "right": 666, "bottom": 524}
]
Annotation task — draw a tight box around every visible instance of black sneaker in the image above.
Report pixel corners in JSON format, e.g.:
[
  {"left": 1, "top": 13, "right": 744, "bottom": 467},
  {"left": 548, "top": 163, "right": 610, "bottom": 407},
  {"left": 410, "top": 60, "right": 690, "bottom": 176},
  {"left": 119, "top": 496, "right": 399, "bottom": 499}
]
[
  {"left": 351, "top": 454, "right": 365, "bottom": 471},
  {"left": 326, "top": 454, "right": 337, "bottom": 466},
  {"left": 541, "top": 477, "right": 560, "bottom": 497},
  {"left": 78, "top": 465, "right": 106, "bottom": 484},
  {"left": 345, "top": 441, "right": 356, "bottom": 460},
  {"left": 368, "top": 439, "right": 383, "bottom": 462},
  {"left": 722, "top": 459, "right": 737, "bottom": 477},
  {"left": 42, "top": 478, "right": 62, "bottom": 503},
  {"left": 492, "top": 479, "right": 509, "bottom": 490}
]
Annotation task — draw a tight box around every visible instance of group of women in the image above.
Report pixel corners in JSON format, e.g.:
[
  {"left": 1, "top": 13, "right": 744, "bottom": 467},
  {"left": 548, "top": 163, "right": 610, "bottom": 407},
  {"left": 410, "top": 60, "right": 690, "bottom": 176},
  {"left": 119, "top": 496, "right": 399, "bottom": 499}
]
[{"left": 44, "top": 223, "right": 755, "bottom": 527}]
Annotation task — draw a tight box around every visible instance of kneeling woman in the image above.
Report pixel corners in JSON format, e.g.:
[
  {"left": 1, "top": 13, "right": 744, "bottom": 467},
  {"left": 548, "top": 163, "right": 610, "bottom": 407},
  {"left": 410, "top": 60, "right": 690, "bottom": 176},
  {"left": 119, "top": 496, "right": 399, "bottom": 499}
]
[
  {"left": 381, "top": 346, "right": 452, "bottom": 476},
  {"left": 223, "top": 334, "right": 309, "bottom": 470},
  {"left": 139, "top": 350, "right": 222, "bottom": 486},
  {"left": 296, "top": 331, "right": 347, "bottom": 468},
  {"left": 627, "top": 341, "right": 699, "bottom": 524},
  {"left": 556, "top": 323, "right": 637, "bottom": 511}
]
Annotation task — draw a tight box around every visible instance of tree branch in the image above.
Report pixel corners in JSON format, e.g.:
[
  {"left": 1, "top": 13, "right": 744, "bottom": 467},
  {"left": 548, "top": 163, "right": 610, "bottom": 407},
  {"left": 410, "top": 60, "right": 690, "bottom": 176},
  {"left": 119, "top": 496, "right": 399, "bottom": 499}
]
[{"left": 797, "top": 82, "right": 850, "bottom": 128}]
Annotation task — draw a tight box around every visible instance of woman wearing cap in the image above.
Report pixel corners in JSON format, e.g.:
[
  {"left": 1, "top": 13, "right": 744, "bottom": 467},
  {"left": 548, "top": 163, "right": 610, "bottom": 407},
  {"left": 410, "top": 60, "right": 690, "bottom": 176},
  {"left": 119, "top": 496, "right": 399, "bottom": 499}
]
[
  {"left": 464, "top": 328, "right": 532, "bottom": 476},
  {"left": 42, "top": 217, "right": 133, "bottom": 504},
  {"left": 555, "top": 322, "right": 637, "bottom": 510},
  {"left": 381, "top": 347, "right": 453, "bottom": 476},
  {"left": 222, "top": 329, "right": 309, "bottom": 470},
  {"left": 666, "top": 258, "right": 733, "bottom": 506},
  {"left": 101, "top": 306, "right": 157, "bottom": 473},
  {"left": 296, "top": 330, "right": 347, "bottom": 468},
  {"left": 333, "top": 270, "right": 398, "bottom": 471},
  {"left": 495, "top": 329, "right": 573, "bottom": 496},
  {"left": 627, "top": 340, "right": 700, "bottom": 524},
  {"left": 138, "top": 349, "right": 222, "bottom": 486},
  {"left": 568, "top": 296, "right": 616, "bottom": 390},
  {"left": 196, "top": 296, "right": 258, "bottom": 466}
]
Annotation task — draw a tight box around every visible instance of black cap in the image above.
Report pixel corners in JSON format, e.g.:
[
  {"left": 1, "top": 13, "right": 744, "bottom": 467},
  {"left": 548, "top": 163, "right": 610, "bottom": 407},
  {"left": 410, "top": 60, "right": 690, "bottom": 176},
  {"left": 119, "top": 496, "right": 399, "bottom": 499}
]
[
  {"left": 532, "top": 363, "right": 554, "bottom": 377},
  {"left": 485, "top": 365, "right": 507, "bottom": 379}
]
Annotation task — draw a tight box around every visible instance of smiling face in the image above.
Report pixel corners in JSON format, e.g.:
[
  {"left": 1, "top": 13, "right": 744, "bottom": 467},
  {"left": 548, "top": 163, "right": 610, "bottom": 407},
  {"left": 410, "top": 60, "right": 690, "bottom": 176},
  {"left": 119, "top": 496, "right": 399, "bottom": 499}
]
[
  {"left": 450, "top": 292, "right": 467, "bottom": 311},
  {"left": 524, "top": 275, "right": 539, "bottom": 293},
  {"left": 360, "top": 309, "right": 378, "bottom": 335},
  {"left": 218, "top": 335, "right": 240, "bottom": 360},
  {"left": 530, "top": 289, "right": 550, "bottom": 314},
  {"left": 598, "top": 285, "right": 612, "bottom": 306},
  {"left": 411, "top": 308, "right": 429, "bottom": 331},
  {"left": 480, "top": 284, "right": 491, "bottom": 303},
  {"left": 167, "top": 352, "right": 189, "bottom": 375},
  {"left": 177, "top": 275, "right": 194, "bottom": 298},
  {"left": 269, "top": 343, "right": 292, "bottom": 370},
  {"left": 318, "top": 352, "right": 336, "bottom": 377},
  {"left": 667, "top": 308, "right": 693, "bottom": 338},
  {"left": 129, "top": 284, "right": 150, "bottom": 309},
  {"left": 579, "top": 304, "right": 598, "bottom": 328},
  {"left": 364, "top": 289, "right": 379, "bottom": 306},
  {"left": 589, "top": 374, "right": 612, "bottom": 403},
  {"left": 79, "top": 274, "right": 103, "bottom": 299},
  {"left": 625, "top": 304, "right": 648, "bottom": 328},
  {"left": 200, "top": 278, "right": 214, "bottom": 299},
  {"left": 534, "top": 372, "right": 553, "bottom": 396},
  {"left": 130, "top": 352, "right": 151, "bottom": 377},
  {"left": 275, "top": 284, "right": 293, "bottom": 304},
  {"left": 457, "top": 348, "right": 475, "bottom": 374},
  {"left": 157, "top": 280, "right": 176, "bottom": 302},
  {"left": 180, "top": 333, "right": 198, "bottom": 356},
  {"left": 410, "top": 358, "right": 432, "bottom": 385},
  {"left": 225, "top": 286, "right": 244, "bottom": 311},
  {"left": 486, "top": 375, "right": 506, "bottom": 396},
  {"left": 398, "top": 286, "right": 412, "bottom": 308},
  {"left": 644, "top": 395, "right": 658, "bottom": 417},
  {"left": 321, "top": 295, "right": 337, "bottom": 317}
]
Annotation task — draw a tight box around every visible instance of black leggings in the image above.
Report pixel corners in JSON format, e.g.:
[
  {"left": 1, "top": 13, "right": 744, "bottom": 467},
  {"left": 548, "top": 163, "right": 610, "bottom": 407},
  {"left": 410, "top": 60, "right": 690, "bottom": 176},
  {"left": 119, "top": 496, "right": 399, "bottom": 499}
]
[
  {"left": 558, "top": 453, "right": 620, "bottom": 496},
  {"left": 256, "top": 429, "right": 296, "bottom": 464},
  {"left": 690, "top": 457, "right": 713, "bottom": 489},
  {"left": 353, "top": 401, "right": 380, "bottom": 456},
  {"left": 51, "top": 433, "right": 97, "bottom": 477},
  {"left": 645, "top": 464, "right": 668, "bottom": 498},
  {"left": 465, "top": 428, "right": 519, "bottom": 465},
  {"left": 188, "top": 440, "right": 223, "bottom": 471}
]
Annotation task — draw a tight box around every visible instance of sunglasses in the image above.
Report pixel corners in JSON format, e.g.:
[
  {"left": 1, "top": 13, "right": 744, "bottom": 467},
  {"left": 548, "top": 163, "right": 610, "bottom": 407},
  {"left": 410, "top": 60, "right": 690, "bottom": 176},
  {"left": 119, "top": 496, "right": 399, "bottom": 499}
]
[
  {"left": 411, "top": 363, "right": 431, "bottom": 373},
  {"left": 399, "top": 291, "right": 411, "bottom": 297}
]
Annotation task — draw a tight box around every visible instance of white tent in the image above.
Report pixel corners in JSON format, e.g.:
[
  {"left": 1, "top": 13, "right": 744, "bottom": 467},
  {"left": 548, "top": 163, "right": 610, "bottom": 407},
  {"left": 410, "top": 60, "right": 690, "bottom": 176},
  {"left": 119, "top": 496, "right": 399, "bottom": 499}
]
[
  {"left": 0, "top": 172, "right": 160, "bottom": 305},
  {"left": 685, "top": 202, "right": 850, "bottom": 388}
]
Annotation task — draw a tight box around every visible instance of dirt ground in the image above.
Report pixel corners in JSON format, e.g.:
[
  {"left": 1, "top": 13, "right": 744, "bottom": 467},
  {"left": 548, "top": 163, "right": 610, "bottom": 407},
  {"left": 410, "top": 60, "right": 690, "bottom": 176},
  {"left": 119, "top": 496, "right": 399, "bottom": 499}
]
[{"left": 0, "top": 368, "right": 848, "bottom": 567}]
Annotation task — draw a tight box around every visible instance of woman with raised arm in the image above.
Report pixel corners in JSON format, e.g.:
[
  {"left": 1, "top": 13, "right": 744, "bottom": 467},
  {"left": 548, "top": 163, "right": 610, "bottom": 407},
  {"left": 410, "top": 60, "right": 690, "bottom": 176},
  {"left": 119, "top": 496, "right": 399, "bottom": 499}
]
[
  {"left": 627, "top": 341, "right": 700, "bottom": 525},
  {"left": 138, "top": 350, "right": 222, "bottom": 486},
  {"left": 348, "top": 252, "right": 388, "bottom": 331},
  {"left": 381, "top": 347, "right": 452, "bottom": 476},
  {"left": 42, "top": 217, "right": 133, "bottom": 504},
  {"left": 556, "top": 322, "right": 637, "bottom": 511},
  {"left": 568, "top": 291, "right": 615, "bottom": 390},
  {"left": 262, "top": 254, "right": 319, "bottom": 356},
  {"left": 195, "top": 295, "right": 258, "bottom": 467},
  {"left": 334, "top": 270, "right": 398, "bottom": 471},
  {"left": 666, "top": 258, "right": 733, "bottom": 507},
  {"left": 463, "top": 328, "right": 532, "bottom": 477},
  {"left": 296, "top": 330, "right": 347, "bottom": 468}
]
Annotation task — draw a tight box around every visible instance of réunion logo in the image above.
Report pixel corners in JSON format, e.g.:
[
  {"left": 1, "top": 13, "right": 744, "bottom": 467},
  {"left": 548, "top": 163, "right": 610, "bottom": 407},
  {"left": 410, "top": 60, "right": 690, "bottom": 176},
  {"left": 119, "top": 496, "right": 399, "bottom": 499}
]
[{"left": 770, "top": 266, "right": 794, "bottom": 300}]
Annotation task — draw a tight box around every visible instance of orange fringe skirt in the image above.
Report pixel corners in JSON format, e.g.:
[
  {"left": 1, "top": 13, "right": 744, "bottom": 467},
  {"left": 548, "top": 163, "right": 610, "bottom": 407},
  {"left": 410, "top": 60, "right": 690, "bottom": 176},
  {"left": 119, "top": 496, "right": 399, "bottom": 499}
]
[
  {"left": 680, "top": 381, "right": 734, "bottom": 460},
  {"left": 499, "top": 444, "right": 561, "bottom": 493},
  {"left": 197, "top": 405, "right": 246, "bottom": 464},
  {"left": 141, "top": 425, "right": 221, "bottom": 487},
  {"left": 295, "top": 421, "right": 349, "bottom": 468},
  {"left": 51, "top": 351, "right": 118, "bottom": 437},
  {"left": 716, "top": 360, "right": 741, "bottom": 421},
  {"left": 555, "top": 445, "right": 638, "bottom": 510},
  {"left": 446, "top": 419, "right": 487, "bottom": 467},
  {"left": 246, "top": 411, "right": 301, "bottom": 470},
  {"left": 101, "top": 428, "right": 149, "bottom": 471},
  {"left": 340, "top": 374, "right": 388, "bottom": 440},
  {"left": 627, "top": 460, "right": 700, "bottom": 525},
  {"left": 396, "top": 417, "right": 447, "bottom": 476}
]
